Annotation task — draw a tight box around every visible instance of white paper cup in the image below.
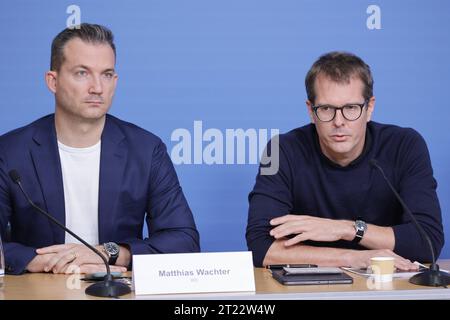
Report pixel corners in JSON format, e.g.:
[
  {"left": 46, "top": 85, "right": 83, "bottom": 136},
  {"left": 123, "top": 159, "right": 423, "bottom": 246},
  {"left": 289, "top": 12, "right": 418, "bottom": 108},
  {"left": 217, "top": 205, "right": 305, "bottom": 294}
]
[{"left": 369, "top": 257, "right": 395, "bottom": 282}]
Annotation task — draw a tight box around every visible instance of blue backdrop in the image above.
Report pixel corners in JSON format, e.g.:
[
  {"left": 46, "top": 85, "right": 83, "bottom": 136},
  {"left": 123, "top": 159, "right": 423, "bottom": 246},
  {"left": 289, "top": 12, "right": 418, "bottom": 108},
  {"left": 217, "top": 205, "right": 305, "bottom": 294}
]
[{"left": 1, "top": 1, "right": 449, "bottom": 258}]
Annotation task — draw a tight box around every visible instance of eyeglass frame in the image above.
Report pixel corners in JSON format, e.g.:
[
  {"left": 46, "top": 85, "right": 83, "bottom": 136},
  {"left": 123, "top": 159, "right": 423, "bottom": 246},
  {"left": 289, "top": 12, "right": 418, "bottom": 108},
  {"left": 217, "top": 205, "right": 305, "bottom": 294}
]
[{"left": 311, "top": 100, "right": 369, "bottom": 122}]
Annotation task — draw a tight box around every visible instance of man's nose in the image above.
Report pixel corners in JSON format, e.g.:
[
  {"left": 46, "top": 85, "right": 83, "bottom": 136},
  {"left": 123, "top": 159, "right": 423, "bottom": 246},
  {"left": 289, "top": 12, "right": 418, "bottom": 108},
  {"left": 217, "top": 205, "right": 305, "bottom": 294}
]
[
  {"left": 332, "top": 108, "right": 345, "bottom": 127},
  {"left": 88, "top": 75, "right": 103, "bottom": 94}
]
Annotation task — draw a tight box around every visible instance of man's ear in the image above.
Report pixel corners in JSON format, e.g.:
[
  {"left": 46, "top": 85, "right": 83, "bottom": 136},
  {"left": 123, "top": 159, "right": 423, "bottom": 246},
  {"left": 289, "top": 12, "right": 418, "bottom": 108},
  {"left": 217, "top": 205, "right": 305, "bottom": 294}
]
[
  {"left": 306, "top": 100, "right": 315, "bottom": 124},
  {"left": 366, "top": 96, "right": 375, "bottom": 122},
  {"left": 45, "top": 71, "right": 57, "bottom": 94}
]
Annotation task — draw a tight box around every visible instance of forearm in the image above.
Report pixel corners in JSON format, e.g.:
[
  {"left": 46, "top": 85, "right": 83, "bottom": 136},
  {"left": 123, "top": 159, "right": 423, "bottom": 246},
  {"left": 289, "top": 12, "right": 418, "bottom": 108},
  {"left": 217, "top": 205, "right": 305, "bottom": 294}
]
[
  {"left": 121, "top": 229, "right": 200, "bottom": 257},
  {"left": 338, "top": 220, "right": 395, "bottom": 250},
  {"left": 359, "top": 224, "right": 395, "bottom": 250},
  {"left": 116, "top": 245, "right": 131, "bottom": 267},
  {"left": 392, "top": 221, "right": 442, "bottom": 262},
  {"left": 143, "top": 229, "right": 200, "bottom": 253},
  {"left": 262, "top": 239, "right": 354, "bottom": 267},
  {"left": 94, "top": 244, "right": 132, "bottom": 268}
]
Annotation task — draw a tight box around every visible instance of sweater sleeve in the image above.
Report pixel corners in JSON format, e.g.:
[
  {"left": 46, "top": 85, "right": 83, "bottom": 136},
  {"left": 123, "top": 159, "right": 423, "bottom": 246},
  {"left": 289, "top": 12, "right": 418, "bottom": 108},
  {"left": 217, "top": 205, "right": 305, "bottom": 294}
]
[
  {"left": 392, "top": 130, "right": 444, "bottom": 262},
  {"left": 246, "top": 136, "right": 294, "bottom": 267}
]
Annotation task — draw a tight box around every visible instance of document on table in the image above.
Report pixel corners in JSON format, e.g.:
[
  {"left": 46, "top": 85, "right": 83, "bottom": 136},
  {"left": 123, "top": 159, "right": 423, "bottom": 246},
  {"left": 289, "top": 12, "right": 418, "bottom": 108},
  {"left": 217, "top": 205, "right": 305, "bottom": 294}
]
[{"left": 341, "top": 262, "right": 449, "bottom": 279}]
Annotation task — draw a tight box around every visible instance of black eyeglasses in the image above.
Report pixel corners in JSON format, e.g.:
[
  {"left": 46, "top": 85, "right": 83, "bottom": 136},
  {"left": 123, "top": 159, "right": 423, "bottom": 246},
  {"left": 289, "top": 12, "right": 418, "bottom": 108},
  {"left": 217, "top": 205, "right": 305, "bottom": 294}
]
[{"left": 311, "top": 101, "right": 368, "bottom": 122}]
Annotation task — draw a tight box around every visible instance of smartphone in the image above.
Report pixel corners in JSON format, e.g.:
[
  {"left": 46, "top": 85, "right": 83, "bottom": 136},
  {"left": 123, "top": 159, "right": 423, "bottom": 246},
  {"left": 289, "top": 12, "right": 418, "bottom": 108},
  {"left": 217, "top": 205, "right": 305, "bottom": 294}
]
[
  {"left": 266, "top": 264, "right": 318, "bottom": 270},
  {"left": 283, "top": 267, "right": 343, "bottom": 275}
]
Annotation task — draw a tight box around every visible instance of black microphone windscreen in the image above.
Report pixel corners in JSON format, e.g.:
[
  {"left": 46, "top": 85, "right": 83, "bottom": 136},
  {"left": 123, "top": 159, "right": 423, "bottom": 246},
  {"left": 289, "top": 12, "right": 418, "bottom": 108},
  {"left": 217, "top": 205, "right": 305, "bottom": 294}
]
[
  {"left": 8, "top": 170, "right": 21, "bottom": 184},
  {"left": 369, "top": 159, "right": 378, "bottom": 167}
]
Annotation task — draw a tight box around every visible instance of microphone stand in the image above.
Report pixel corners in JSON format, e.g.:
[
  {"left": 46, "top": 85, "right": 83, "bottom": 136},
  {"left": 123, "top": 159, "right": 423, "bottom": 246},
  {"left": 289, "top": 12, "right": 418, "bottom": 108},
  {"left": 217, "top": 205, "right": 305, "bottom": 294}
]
[
  {"left": 9, "top": 170, "right": 131, "bottom": 297},
  {"left": 370, "top": 160, "right": 449, "bottom": 287}
]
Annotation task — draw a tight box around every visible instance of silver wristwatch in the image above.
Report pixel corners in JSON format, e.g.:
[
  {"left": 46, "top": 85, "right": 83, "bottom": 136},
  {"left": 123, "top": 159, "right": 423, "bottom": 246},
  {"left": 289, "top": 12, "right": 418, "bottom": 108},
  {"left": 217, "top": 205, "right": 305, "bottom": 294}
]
[
  {"left": 103, "top": 242, "right": 120, "bottom": 265},
  {"left": 352, "top": 219, "right": 367, "bottom": 244}
]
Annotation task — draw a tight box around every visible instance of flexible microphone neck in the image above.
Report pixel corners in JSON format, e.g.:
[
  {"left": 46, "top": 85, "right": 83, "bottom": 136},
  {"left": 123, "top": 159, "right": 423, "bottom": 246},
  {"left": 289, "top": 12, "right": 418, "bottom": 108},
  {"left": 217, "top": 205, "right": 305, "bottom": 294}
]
[
  {"left": 369, "top": 159, "right": 436, "bottom": 265},
  {"left": 11, "top": 176, "right": 111, "bottom": 275},
  {"left": 8, "top": 170, "right": 131, "bottom": 296}
]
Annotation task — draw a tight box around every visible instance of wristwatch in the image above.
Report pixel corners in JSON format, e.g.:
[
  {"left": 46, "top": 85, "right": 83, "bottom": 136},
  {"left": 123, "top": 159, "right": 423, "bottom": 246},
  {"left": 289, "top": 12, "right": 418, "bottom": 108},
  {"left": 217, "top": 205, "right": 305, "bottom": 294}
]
[
  {"left": 103, "top": 242, "right": 120, "bottom": 265},
  {"left": 352, "top": 219, "right": 367, "bottom": 244}
]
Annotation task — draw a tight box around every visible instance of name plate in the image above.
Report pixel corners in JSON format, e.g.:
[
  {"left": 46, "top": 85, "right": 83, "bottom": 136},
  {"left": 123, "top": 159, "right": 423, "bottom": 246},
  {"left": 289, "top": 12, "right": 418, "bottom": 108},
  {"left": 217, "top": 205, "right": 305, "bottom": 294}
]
[{"left": 132, "top": 251, "right": 255, "bottom": 295}]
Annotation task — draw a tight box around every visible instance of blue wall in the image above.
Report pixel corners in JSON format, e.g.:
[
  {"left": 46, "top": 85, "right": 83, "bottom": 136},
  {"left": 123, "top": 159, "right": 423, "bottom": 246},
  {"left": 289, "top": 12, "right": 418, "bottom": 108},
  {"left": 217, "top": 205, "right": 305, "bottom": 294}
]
[{"left": 1, "top": 1, "right": 449, "bottom": 258}]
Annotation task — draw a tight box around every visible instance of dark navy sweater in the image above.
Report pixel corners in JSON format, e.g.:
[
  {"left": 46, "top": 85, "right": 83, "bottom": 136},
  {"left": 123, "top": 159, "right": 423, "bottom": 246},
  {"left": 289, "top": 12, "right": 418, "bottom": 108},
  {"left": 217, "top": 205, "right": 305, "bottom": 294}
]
[{"left": 246, "top": 121, "right": 444, "bottom": 267}]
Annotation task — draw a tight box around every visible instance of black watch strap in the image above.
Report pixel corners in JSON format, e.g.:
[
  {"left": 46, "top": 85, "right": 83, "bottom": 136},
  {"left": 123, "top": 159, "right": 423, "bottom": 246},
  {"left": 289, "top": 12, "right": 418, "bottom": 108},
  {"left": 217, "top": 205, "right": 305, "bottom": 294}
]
[
  {"left": 352, "top": 229, "right": 364, "bottom": 244},
  {"left": 108, "top": 255, "right": 118, "bottom": 265},
  {"left": 352, "top": 219, "right": 366, "bottom": 244}
]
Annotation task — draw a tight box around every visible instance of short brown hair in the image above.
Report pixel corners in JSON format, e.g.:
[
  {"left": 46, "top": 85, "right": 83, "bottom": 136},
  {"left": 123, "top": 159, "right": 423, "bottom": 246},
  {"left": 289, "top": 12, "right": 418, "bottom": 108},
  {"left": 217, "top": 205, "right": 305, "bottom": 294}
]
[
  {"left": 50, "top": 23, "right": 116, "bottom": 71},
  {"left": 305, "top": 51, "right": 373, "bottom": 104}
]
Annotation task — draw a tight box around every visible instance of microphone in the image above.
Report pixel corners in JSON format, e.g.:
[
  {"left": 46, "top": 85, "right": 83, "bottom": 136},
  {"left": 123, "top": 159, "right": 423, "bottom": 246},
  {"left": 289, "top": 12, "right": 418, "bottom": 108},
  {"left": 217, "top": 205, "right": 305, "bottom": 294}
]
[
  {"left": 369, "top": 159, "right": 450, "bottom": 287},
  {"left": 8, "top": 170, "right": 131, "bottom": 297}
]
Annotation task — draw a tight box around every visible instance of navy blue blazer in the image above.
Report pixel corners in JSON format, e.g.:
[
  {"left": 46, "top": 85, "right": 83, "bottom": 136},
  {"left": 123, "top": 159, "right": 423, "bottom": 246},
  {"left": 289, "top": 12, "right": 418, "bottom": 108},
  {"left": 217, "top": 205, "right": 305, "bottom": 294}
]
[{"left": 0, "top": 114, "right": 200, "bottom": 274}]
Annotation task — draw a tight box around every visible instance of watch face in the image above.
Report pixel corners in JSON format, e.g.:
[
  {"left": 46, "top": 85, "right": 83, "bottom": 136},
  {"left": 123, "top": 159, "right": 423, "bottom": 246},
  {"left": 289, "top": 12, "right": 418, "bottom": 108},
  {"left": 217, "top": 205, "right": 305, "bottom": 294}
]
[
  {"left": 355, "top": 220, "right": 366, "bottom": 231},
  {"left": 105, "top": 242, "right": 119, "bottom": 256}
]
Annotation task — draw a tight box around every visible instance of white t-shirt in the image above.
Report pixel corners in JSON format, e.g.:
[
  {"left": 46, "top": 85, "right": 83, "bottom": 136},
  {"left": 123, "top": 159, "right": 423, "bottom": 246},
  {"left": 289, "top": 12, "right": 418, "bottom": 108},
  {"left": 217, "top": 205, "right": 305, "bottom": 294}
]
[{"left": 58, "top": 140, "right": 101, "bottom": 246}]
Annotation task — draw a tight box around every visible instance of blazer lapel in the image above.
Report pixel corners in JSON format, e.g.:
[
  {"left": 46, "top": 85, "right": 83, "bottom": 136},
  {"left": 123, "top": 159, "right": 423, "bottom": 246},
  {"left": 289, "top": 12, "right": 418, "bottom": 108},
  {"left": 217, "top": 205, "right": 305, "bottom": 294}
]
[
  {"left": 98, "top": 115, "right": 127, "bottom": 243},
  {"left": 30, "top": 115, "right": 66, "bottom": 244}
]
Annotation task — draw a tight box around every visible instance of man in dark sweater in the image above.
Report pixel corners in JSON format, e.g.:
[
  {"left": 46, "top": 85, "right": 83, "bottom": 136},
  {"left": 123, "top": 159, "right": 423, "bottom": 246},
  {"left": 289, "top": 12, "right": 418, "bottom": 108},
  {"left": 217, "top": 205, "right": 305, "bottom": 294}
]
[{"left": 246, "top": 52, "right": 444, "bottom": 270}]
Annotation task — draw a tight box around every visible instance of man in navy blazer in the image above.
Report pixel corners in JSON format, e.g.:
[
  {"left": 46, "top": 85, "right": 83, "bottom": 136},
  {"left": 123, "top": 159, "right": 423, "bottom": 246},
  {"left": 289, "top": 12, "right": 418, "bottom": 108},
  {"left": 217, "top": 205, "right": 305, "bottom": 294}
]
[{"left": 0, "top": 23, "right": 200, "bottom": 275}]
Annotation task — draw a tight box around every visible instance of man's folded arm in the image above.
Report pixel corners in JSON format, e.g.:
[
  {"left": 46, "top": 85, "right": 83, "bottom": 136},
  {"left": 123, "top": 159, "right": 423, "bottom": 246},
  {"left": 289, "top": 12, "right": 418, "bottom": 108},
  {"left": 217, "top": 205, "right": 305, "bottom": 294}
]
[
  {"left": 246, "top": 140, "right": 293, "bottom": 267},
  {"left": 121, "top": 139, "right": 200, "bottom": 257},
  {"left": 263, "top": 240, "right": 354, "bottom": 267}
]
